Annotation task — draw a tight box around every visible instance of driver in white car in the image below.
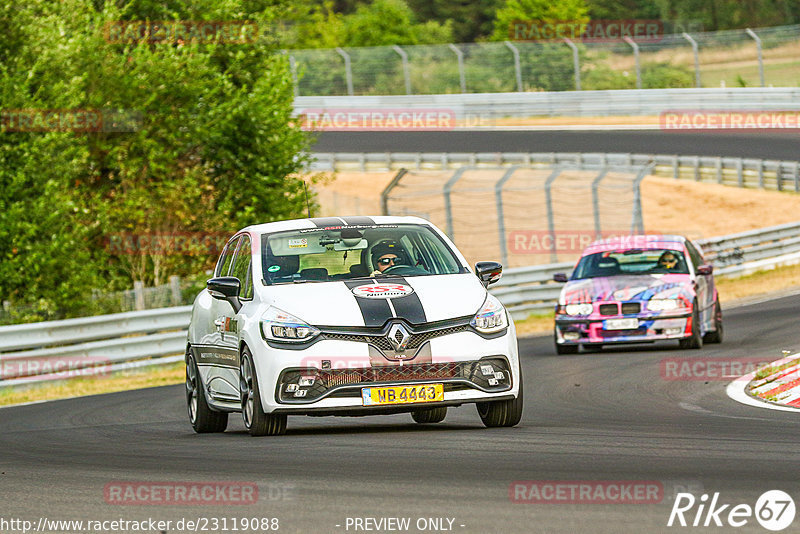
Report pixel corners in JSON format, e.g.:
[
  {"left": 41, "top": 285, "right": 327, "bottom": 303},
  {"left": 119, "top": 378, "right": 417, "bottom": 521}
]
[{"left": 369, "top": 240, "right": 404, "bottom": 276}]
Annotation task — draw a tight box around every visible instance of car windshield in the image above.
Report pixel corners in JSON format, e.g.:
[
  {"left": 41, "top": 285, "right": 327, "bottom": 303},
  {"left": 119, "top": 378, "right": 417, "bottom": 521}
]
[
  {"left": 571, "top": 248, "right": 690, "bottom": 279},
  {"left": 261, "top": 224, "right": 465, "bottom": 284}
]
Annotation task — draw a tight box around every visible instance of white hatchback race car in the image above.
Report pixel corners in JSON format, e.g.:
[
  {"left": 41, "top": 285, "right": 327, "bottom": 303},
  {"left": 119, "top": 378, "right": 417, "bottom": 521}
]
[{"left": 186, "top": 216, "right": 523, "bottom": 436}]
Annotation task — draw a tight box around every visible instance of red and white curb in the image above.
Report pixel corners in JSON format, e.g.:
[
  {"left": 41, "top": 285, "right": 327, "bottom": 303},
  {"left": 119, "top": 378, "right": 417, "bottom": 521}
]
[{"left": 727, "top": 353, "right": 800, "bottom": 412}]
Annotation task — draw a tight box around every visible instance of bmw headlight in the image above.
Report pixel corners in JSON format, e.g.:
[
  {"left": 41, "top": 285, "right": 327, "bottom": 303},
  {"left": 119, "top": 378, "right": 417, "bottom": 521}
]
[
  {"left": 471, "top": 293, "right": 508, "bottom": 334},
  {"left": 565, "top": 303, "right": 594, "bottom": 316},
  {"left": 647, "top": 299, "right": 679, "bottom": 311},
  {"left": 261, "top": 306, "right": 320, "bottom": 342}
]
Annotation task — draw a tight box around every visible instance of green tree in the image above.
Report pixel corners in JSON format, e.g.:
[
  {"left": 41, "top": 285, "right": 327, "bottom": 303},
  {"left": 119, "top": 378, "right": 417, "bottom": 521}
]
[
  {"left": 491, "top": 0, "right": 590, "bottom": 41},
  {"left": 406, "top": 0, "right": 504, "bottom": 43},
  {"left": 286, "top": 0, "right": 452, "bottom": 49},
  {"left": 0, "top": 0, "right": 313, "bottom": 320}
]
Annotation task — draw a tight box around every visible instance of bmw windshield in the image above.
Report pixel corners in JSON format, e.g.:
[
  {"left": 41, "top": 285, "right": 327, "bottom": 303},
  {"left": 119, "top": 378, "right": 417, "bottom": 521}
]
[
  {"left": 571, "top": 248, "right": 690, "bottom": 280},
  {"left": 261, "top": 224, "right": 466, "bottom": 284}
]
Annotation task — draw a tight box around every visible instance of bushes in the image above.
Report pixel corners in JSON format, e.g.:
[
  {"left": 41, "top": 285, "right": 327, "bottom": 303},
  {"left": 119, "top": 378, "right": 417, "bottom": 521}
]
[{"left": 0, "top": 0, "right": 312, "bottom": 322}]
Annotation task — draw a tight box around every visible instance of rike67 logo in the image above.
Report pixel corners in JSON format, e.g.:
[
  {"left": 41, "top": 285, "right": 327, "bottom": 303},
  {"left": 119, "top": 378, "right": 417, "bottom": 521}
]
[{"left": 668, "top": 490, "right": 795, "bottom": 531}]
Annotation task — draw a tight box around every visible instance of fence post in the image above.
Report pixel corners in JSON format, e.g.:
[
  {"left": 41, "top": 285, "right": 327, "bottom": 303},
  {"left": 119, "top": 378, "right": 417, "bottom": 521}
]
[
  {"left": 504, "top": 41, "right": 523, "bottom": 92},
  {"left": 623, "top": 37, "right": 641, "bottom": 89},
  {"left": 335, "top": 47, "right": 354, "bottom": 96},
  {"left": 795, "top": 162, "right": 800, "bottom": 192},
  {"left": 563, "top": 38, "right": 581, "bottom": 91},
  {"left": 681, "top": 33, "right": 701, "bottom": 88},
  {"left": 745, "top": 28, "right": 765, "bottom": 87},
  {"left": 170, "top": 275, "right": 182, "bottom": 306},
  {"left": 495, "top": 166, "right": 520, "bottom": 266},
  {"left": 133, "top": 281, "right": 145, "bottom": 311},
  {"left": 381, "top": 168, "right": 408, "bottom": 215},
  {"left": 673, "top": 155, "right": 679, "bottom": 179},
  {"left": 737, "top": 158, "right": 744, "bottom": 187},
  {"left": 448, "top": 44, "right": 467, "bottom": 93},
  {"left": 591, "top": 169, "right": 610, "bottom": 240},
  {"left": 288, "top": 54, "right": 299, "bottom": 97},
  {"left": 631, "top": 163, "right": 654, "bottom": 234},
  {"left": 443, "top": 167, "right": 469, "bottom": 240},
  {"left": 758, "top": 159, "right": 765, "bottom": 189},
  {"left": 392, "top": 45, "right": 412, "bottom": 95},
  {"left": 716, "top": 157, "right": 723, "bottom": 183},
  {"left": 544, "top": 167, "right": 563, "bottom": 263},
  {"left": 694, "top": 156, "right": 701, "bottom": 181}
]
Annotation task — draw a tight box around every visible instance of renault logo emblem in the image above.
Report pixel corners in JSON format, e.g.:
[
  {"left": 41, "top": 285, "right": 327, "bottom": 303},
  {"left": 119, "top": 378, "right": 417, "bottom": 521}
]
[{"left": 387, "top": 323, "right": 410, "bottom": 352}]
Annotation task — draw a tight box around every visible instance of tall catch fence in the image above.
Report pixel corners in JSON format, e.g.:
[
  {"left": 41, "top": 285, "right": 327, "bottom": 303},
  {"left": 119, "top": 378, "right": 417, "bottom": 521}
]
[
  {"left": 382, "top": 163, "right": 650, "bottom": 268},
  {"left": 287, "top": 24, "right": 800, "bottom": 96}
]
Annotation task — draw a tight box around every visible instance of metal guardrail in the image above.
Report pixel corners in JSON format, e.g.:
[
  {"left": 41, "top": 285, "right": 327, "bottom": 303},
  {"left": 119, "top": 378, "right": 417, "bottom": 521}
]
[
  {"left": 296, "top": 88, "right": 800, "bottom": 119},
  {"left": 311, "top": 152, "right": 800, "bottom": 192},
  {"left": 2, "top": 222, "right": 800, "bottom": 386},
  {"left": 0, "top": 307, "right": 191, "bottom": 385}
]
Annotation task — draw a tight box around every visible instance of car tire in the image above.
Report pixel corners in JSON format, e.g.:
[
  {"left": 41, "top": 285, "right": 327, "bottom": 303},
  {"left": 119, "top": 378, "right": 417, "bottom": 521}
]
[
  {"left": 240, "top": 347, "right": 287, "bottom": 436},
  {"left": 186, "top": 348, "right": 228, "bottom": 434},
  {"left": 703, "top": 299, "right": 723, "bottom": 344},
  {"left": 679, "top": 302, "right": 703, "bottom": 350},
  {"left": 476, "top": 371, "right": 523, "bottom": 428},
  {"left": 411, "top": 406, "right": 447, "bottom": 424}
]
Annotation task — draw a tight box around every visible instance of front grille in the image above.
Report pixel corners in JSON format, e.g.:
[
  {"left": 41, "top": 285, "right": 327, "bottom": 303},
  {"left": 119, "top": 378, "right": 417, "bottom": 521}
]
[
  {"left": 321, "top": 362, "right": 461, "bottom": 387},
  {"left": 599, "top": 304, "right": 618, "bottom": 316},
  {"left": 621, "top": 302, "right": 641, "bottom": 314},
  {"left": 322, "top": 324, "right": 471, "bottom": 352},
  {"left": 277, "top": 357, "right": 511, "bottom": 403}
]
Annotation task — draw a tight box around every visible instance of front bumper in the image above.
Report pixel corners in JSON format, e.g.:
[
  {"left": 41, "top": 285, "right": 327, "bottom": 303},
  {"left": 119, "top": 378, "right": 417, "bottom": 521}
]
[
  {"left": 249, "top": 323, "right": 520, "bottom": 414},
  {"left": 555, "top": 312, "right": 691, "bottom": 345}
]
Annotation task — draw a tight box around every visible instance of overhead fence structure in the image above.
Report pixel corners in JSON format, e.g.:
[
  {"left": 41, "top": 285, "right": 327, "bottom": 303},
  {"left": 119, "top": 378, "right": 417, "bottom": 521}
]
[
  {"left": 286, "top": 25, "right": 800, "bottom": 96},
  {"left": 379, "top": 162, "right": 651, "bottom": 267},
  {"left": 3, "top": 220, "right": 800, "bottom": 387}
]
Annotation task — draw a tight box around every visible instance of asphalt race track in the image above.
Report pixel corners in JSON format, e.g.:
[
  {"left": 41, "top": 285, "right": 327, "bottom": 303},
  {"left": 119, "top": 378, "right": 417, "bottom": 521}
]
[
  {"left": 2, "top": 294, "right": 800, "bottom": 533},
  {"left": 312, "top": 130, "right": 800, "bottom": 160}
]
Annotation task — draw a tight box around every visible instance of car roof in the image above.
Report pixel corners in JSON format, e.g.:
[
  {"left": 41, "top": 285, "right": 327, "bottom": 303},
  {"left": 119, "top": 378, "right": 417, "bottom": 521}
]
[
  {"left": 582, "top": 234, "right": 688, "bottom": 255},
  {"left": 240, "top": 215, "right": 431, "bottom": 235}
]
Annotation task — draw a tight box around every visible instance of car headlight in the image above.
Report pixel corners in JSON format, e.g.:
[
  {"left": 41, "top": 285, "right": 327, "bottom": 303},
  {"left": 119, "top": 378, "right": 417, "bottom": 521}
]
[
  {"left": 647, "top": 299, "right": 679, "bottom": 311},
  {"left": 261, "top": 306, "right": 320, "bottom": 342},
  {"left": 471, "top": 293, "right": 508, "bottom": 334},
  {"left": 564, "top": 303, "right": 593, "bottom": 316}
]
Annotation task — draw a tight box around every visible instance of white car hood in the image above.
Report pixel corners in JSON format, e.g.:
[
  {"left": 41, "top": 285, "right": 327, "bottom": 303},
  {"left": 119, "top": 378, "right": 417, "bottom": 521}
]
[{"left": 264, "top": 274, "right": 487, "bottom": 327}]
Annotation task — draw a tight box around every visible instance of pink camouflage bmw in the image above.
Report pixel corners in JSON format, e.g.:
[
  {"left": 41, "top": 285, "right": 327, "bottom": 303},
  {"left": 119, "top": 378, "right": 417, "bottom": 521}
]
[{"left": 552, "top": 235, "right": 723, "bottom": 354}]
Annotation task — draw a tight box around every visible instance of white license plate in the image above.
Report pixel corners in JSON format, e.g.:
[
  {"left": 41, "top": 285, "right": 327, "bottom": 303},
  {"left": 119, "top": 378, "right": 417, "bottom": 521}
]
[{"left": 604, "top": 318, "right": 639, "bottom": 330}]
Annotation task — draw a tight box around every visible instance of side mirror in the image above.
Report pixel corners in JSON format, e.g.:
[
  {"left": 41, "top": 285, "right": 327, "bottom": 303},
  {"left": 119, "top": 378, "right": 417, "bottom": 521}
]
[
  {"left": 207, "top": 276, "right": 242, "bottom": 312},
  {"left": 553, "top": 273, "right": 568, "bottom": 283},
  {"left": 696, "top": 264, "right": 713, "bottom": 275},
  {"left": 475, "top": 261, "right": 503, "bottom": 287}
]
